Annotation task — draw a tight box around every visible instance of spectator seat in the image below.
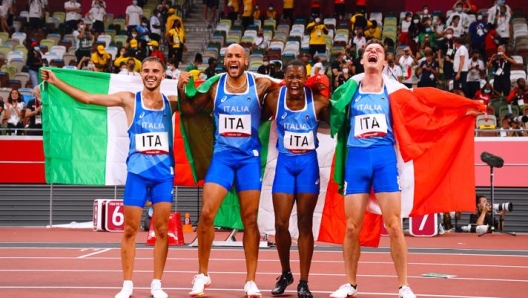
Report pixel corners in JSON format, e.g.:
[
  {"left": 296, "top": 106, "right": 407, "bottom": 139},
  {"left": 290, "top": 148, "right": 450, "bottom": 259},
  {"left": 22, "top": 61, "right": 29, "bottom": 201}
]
[
  {"left": 7, "top": 79, "right": 21, "bottom": 90},
  {"left": 0, "top": 72, "right": 9, "bottom": 87},
  {"left": 13, "top": 72, "right": 29, "bottom": 88}
]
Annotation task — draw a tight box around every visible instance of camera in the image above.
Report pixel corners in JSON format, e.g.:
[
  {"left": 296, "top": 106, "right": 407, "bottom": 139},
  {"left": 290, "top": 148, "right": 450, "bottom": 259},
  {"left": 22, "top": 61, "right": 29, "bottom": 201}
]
[
  {"left": 493, "top": 202, "right": 513, "bottom": 212},
  {"left": 510, "top": 115, "right": 528, "bottom": 124},
  {"left": 461, "top": 224, "right": 489, "bottom": 235}
]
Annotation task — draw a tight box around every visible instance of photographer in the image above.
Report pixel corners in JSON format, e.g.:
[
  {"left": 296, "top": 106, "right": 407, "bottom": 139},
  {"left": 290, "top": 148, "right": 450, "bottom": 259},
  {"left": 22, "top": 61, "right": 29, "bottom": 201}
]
[
  {"left": 506, "top": 78, "right": 528, "bottom": 106},
  {"left": 501, "top": 113, "right": 528, "bottom": 137},
  {"left": 470, "top": 195, "right": 505, "bottom": 231},
  {"left": 486, "top": 45, "right": 516, "bottom": 96}
]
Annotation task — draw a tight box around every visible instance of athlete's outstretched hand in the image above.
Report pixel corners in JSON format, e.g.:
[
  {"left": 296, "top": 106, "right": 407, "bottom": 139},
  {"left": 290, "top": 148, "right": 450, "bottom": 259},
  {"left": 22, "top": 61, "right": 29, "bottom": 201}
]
[
  {"left": 178, "top": 71, "right": 191, "bottom": 89},
  {"left": 41, "top": 69, "right": 59, "bottom": 85}
]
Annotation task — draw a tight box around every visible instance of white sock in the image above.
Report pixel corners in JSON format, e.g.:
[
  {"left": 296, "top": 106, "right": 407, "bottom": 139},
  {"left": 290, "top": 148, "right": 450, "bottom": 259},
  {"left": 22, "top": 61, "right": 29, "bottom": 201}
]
[
  {"left": 151, "top": 279, "right": 168, "bottom": 298},
  {"left": 115, "top": 281, "right": 134, "bottom": 298},
  {"left": 123, "top": 280, "right": 133, "bottom": 290},
  {"left": 151, "top": 279, "right": 162, "bottom": 289}
]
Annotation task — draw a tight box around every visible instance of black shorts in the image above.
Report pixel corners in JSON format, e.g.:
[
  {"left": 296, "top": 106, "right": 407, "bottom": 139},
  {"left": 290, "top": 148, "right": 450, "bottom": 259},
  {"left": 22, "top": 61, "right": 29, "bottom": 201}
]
[
  {"left": 92, "top": 20, "right": 105, "bottom": 33},
  {"left": 206, "top": 0, "right": 219, "bottom": 9}
]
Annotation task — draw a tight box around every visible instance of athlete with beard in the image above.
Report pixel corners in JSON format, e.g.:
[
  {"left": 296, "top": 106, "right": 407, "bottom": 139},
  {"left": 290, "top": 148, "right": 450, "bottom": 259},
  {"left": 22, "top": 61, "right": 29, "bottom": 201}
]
[
  {"left": 177, "top": 44, "right": 281, "bottom": 297},
  {"left": 328, "top": 40, "right": 417, "bottom": 298},
  {"left": 261, "top": 60, "right": 329, "bottom": 298},
  {"left": 42, "top": 57, "right": 176, "bottom": 298}
]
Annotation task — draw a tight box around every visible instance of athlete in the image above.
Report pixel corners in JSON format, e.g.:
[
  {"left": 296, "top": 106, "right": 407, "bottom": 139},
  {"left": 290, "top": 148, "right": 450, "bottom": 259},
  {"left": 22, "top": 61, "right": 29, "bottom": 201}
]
[
  {"left": 42, "top": 57, "right": 176, "bottom": 298},
  {"left": 177, "top": 43, "right": 281, "bottom": 297},
  {"left": 262, "top": 60, "right": 329, "bottom": 298},
  {"left": 328, "top": 39, "right": 417, "bottom": 298}
]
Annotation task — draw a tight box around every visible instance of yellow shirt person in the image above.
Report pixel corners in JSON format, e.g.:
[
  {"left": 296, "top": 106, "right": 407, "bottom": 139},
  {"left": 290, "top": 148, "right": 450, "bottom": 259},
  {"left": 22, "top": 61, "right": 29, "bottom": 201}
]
[
  {"left": 364, "top": 26, "right": 381, "bottom": 40},
  {"left": 266, "top": 5, "right": 277, "bottom": 20},
  {"left": 228, "top": 0, "right": 239, "bottom": 13},
  {"left": 167, "top": 27, "right": 185, "bottom": 49},
  {"left": 165, "top": 8, "right": 185, "bottom": 38},
  {"left": 242, "top": 0, "right": 253, "bottom": 17},
  {"left": 253, "top": 6, "right": 261, "bottom": 20},
  {"left": 90, "top": 45, "right": 111, "bottom": 72},
  {"left": 306, "top": 19, "right": 328, "bottom": 45}
]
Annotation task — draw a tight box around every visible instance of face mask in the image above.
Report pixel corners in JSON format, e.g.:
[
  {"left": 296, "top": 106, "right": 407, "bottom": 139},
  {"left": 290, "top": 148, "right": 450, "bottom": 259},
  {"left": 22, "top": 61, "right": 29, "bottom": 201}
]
[
  {"left": 79, "top": 24, "right": 85, "bottom": 29},
  {"left": 456, "top": 7, "right": 462, "bottom": 13},
  {"left": 477, "top": 15, "right": 483, "bottom": 20},
  {"left": 413, "top": 19, "right": 419, "bottom": 24},
  {"left": 446, "top": 34, "right": 453, "bottom": 39},
  {"left": 269, "top": 7, "right": 273, "bottom": 10},
  {"left": 199, "top": 73, "right": 207, "bottom": 80},
  {"left": 425, "top": 27, "right": 431, "bottom": 32},
  {"left": 263, "top": 61, "right": 269, "bottom": 66},
  {"left": 484, "top": 89, "right": 491, "bottom": 94},
  {"left": 33, "top": 46, "right": 39, "bottom": 52},
  {"left": 342, "top": 68, "right": 349, "bottom": 74},
  {"left": 423, "top": 9, "right": 428, "bottom": 14},
  {"left": 132, "top": 33, "right": 137, "bottom": 38},
  {"left": 149, "top": 46, "right": 153, "bottom": 51}
]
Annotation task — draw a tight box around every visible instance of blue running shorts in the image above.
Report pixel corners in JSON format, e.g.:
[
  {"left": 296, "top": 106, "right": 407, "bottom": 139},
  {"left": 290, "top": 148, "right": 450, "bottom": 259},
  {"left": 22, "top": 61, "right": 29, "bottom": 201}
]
[
  {"left": 205, "top": 150, "right": 262, "bottom": 192},
  {"left": 344, "top": 145, "right": 400, "bottom": 195},
  {"left": 272, "top": 151, "right": 320, "bottom": 195},
  {"left": 123, "top": 172, "right": 174, "bottom": 207}
]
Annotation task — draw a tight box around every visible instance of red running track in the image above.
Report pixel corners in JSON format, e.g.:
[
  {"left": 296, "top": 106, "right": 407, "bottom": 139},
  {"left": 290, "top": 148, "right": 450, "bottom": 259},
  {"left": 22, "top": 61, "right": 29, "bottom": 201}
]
[{"left": 0, "top": 228, "right": 527, "bottom": 298}]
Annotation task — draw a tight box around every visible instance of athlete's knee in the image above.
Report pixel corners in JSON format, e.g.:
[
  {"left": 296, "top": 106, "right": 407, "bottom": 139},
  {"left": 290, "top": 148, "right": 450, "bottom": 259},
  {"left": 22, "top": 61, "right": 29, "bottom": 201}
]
[
  {"left": 297, "top": 209, "right": 314, "bottom": 226},
  {"left": 384, "top": 219, "right": 403, "bottom": 236},
  {"left": 241, "top": 212, "right": 258, "bottom": 228},
  {"left": 153, "top": 222, "right": 169, "bottom": 238},
  {"left": 123, "top": 222, "right": 140, "bottom": 238},
  {"left": 275, "top": 221, "right": 289, "bottom": 235},
  {"left": 199, "top": 208, "right": 216, "bottom": 226},
  {"left": 345, "top": 221, "right": 362, "bottom": 238},
  {"left": 297, "top": 221, "right": 313, "bottom": 236}
]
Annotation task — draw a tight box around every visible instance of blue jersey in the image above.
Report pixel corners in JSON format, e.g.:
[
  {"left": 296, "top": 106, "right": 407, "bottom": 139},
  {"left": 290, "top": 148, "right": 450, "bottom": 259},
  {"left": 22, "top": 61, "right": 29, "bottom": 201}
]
[
  {"left": 213, "top": 73, "right": 261, "bottom": 155},
  {"left": 276, "top": 86, "right": 319, "bottom": 155},
  {"left": 127, "top": 91, "right": 174, "bottom": 180},
  {"left": 347, "top": 85, "right": 395, "bottom": 148}
]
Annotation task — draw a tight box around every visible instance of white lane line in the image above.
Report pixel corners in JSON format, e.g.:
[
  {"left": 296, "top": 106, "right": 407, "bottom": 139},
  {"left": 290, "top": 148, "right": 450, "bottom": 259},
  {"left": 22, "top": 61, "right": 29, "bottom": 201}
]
[
  {"left": 0, "top": 269, "right": 526, "bottom": 283},
  {"left": 77, "top": 248, "right": 112, "bottom": 259}
]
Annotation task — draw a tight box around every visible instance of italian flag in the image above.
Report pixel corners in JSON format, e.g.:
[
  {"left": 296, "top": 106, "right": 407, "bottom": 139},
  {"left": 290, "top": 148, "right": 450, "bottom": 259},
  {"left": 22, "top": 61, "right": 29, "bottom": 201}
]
[
  {"left": 179, "top": 73, "right": 484, "bottom": 246},
  {"left": 43, "top": 69, "right": 483, "bottom": 247},
  {"left": 42, "top": 68, "right": 178, "bottom": 185}
]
